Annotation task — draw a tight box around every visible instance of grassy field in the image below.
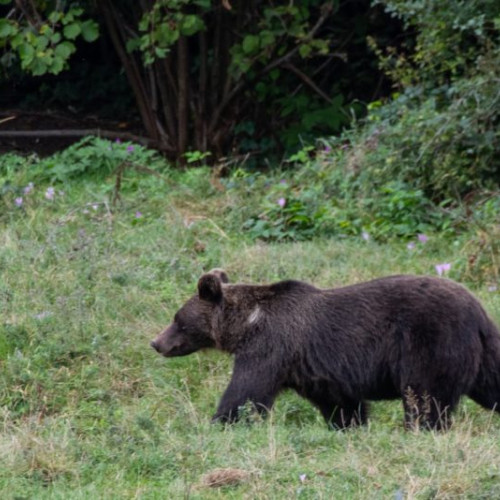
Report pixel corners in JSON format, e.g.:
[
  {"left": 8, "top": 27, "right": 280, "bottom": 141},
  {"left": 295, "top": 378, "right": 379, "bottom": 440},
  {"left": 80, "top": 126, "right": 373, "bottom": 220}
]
[{"left": 1, "top": 166, "right": 499, "bottom": 499}]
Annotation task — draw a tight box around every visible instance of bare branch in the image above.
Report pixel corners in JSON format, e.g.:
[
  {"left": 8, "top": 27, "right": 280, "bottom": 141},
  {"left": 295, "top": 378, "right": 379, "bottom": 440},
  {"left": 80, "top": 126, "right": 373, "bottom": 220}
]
[
  {"left": 0, "top": 129, "right": 175, "bottom": 152},
  {"left": 283, "top": 62, "right": 333, "bottom": 104}
]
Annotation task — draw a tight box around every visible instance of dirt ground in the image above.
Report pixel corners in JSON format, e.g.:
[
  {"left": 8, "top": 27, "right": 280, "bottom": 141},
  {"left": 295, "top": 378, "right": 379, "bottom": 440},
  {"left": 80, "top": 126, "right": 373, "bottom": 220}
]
[{"left": 0, "top": 109, "right": 143, "bottom": 156}]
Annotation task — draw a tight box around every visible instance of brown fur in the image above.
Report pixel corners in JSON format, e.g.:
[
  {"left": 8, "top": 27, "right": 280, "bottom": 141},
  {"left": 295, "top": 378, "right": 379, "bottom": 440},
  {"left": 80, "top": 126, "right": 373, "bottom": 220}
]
[{"left": 151, "top": 271, "right": 500, "bottom": 430}]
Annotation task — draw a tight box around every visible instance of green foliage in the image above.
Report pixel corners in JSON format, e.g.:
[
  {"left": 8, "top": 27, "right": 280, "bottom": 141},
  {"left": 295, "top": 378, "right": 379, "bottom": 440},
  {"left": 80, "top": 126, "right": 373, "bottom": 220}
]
[
  {"left": 130, "top": 0, "right": 207, "bottom": 65},
  {"left": 229, "top": 3, "right": 332, "bottom": 77},
  {"left": 0, "top": 137, "right": 165, "bottom": 185},
  {"left": 0, "top": 0, "right": 392, "bottom": 159},
  {"left": 183, "top": 149, "right": 212, "bottom": 165},
  {"left": 338, "top": 54, "right": 500, "bottom": 202},
  {"left": 40, "top": 137, "right": 165, "bottom": 182},
  {"left": 231, "top": 144, "right": 461, "bottom": 242},
  {"left": 0, "top": 4, "right": 98, "bottom": 76},
  {"left": 373, "top": 0, "right": 500, "bottom": 87}
]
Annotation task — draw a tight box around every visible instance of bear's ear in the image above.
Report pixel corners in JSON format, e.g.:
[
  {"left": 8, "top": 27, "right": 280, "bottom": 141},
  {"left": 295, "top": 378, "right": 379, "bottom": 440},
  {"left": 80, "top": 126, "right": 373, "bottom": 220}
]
[
  {"left": 207, "top": 268, "right": 230, "bottom": 284},
  {"left": 198, "top": 273, "right": 224, "bottom": 303}
]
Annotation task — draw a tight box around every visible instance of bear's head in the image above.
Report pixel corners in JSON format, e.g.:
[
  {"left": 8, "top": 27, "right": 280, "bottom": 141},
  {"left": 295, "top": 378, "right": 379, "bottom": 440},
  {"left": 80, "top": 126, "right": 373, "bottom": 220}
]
[{"left": 150, "top": 269, "right": 229, "bottom": 357}]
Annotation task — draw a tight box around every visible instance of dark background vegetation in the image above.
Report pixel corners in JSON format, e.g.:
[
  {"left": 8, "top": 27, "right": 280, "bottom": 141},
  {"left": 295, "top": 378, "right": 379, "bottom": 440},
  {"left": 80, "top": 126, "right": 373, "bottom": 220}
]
[
  {"left": 2, "top": 0, "right": 402, "bottom": 158},
  {"left": 0, "top": 0, "right": 499, "bottom": 245}
]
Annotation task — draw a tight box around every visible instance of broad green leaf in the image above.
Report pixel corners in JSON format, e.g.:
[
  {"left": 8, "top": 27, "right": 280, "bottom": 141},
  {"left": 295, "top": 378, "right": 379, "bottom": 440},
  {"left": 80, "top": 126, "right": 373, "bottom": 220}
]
[
  {"left": 63, "top": 23, "right": 81, "bottom": 40},
  {"left": 299, "top": 43, "right": 312, "bottom": 58},
  {"left": 39, "top": 24, "right": 52, "bottom": 36},
  {"left": 55, "top": 41, "right": 75, "bottom": 59},
  {"left": 30, "top": 57, "right": 47, "bottom": 75},
  {"left": 126, "top": 38, "right": 141, "bottom": 53},
  {"left": 155, "top": 23, "right": 179, "bottom": 46},
  {"left": 48, "top": 11, "right": 63, "bottom": 24},
  {"left": 259, "top": 30, "right": 275, "bottom": 48},
  {"left": 18, "top": 43, "right": 34, "bottom": 66},
  {"left": 81, "top": 20, "right": 99, "bottom": 42},
  {"left": 180, "top": 15, "right": 204, "bottom": 36},
  {"left": 242, "top": 34, "right": 259, "bottom": 54},
  {"left": 0, "top": 19, "right": 15, "bottom": 38},
  {"left": 36, "top": 35, "right": 49, "bottom": 51},
  {"left": 154, "top": 46, "right": 168, "bottom": 58},
  {"left": 50, "top": 56, "right": 65, "bottom": 74},
  {"left": 50, "top": 32, "right": 62, "bottom": 44},
  {"left": 10, "top": 32, "right": 23, "bottom": 49}
]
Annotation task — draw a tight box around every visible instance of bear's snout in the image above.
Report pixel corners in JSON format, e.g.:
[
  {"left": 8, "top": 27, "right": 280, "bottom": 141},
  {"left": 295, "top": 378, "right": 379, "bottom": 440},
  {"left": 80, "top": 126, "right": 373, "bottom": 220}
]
[{"left": 150, "top": 340, "right": 160, "bottom": 352}]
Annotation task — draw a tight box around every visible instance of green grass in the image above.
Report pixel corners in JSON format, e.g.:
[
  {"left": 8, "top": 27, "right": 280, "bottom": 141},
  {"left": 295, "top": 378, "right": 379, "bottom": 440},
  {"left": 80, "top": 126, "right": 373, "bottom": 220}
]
[{"left": 1, "top": 167, "right": 499, "bottom": 499}]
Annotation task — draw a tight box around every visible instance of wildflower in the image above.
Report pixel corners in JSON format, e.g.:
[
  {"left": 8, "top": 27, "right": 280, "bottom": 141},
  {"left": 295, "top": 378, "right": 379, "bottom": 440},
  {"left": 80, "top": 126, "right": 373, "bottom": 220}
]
[
  {"left": 362, "top": 231, "right": 370, "bottom": 241},
  {"left": 92, "top": 203, "right": 99, "bottom": 211},
  {"left": 278, "top": 198, "right": 286, "bottom": 208},
  {"left": 417, "top": 234, "right": 428, "bottom": 243},
  {"left": 45, "top": 187, "right": 55, "bottom": 200},
  {"left": 135, "top": 211, "right": 142, "bottom": 218},
  {"left": 324, "top": 145, "right": 332, "bottom": 153},
  {"left": 435, "top": 263, "right": 451, "bottom": 276},
  {"left": 126, "top": 145, "right": 135, "bottom": 153},
  {"left": 407, "top": 241, "right": 415, "bottom": 250},
  {"left": 23, "top": 182, "right": 34, "bottom": 195},
  {"left": 299, "top": 474, "right": 307, "bottom": 483},
  {"left": 15, "top": 197, "right": 23, "bottom": 207},
  {"left": 115, "top": 138, "right": 122, "bottom": 144},
  {"left": 488, "top": 285, "right": 497, "bottom": 292}
]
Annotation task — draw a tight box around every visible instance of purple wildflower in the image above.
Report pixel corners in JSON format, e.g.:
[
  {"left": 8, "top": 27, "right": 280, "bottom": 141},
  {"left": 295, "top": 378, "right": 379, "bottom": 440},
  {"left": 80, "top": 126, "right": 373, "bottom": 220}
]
[
  {"left": 324, "top": 145, "right": 332, "bottom": 153},
  {"left": 126, "top": 145, "right": 135, "bottom": 153},
  {"left": 135, "top": 211, "right": 143, "bottom": 218},
  {"left": 361, "top": 231, "right": 370, "bottom": 241},
  {"left": 23, "top": 182, "right": 34, "bottom": 195},
  {"left": 299, "top": 474, "right": 307, "bottom": 483},
  {"left": 417, "top": 234, "right": 428, "bottom": 243},
  {"left": 278, "top": 198, "right": 286, "bottom": 208},
  {"left": 488, "top": 285, "right": 498, "bottom": 292},
  {"left": 407, "top": 241, "right": 416, "bottom": 250},
  {"left": 435, "top": 263, "right": 451, "bottom": 277},
  {"left": 115, "top": 138, "right": 122, "bottom": 144},
  {"left": 15, "top": 197, "right": 23, "bottom": 207},
  {"left": 45, "top": 187, "right": 55, "bottom": 200}
]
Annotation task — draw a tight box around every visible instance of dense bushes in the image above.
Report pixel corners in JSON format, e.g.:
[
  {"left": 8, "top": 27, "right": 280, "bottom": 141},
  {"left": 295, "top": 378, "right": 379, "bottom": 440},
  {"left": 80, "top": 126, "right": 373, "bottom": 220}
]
[{"left": 239, "top": 0, "right": 500, "bottom": 242}]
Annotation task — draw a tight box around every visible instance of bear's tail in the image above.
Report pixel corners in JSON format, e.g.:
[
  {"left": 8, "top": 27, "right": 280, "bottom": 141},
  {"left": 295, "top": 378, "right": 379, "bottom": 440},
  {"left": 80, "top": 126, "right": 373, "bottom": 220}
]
[{"left": 468, "top": 313, "right": 500, "bottom": 413}]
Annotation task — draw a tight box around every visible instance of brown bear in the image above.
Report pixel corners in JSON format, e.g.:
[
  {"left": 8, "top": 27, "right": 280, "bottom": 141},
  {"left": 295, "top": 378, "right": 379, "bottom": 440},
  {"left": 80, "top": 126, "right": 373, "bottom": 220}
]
[{"left": 150, "top": 270, "right": 500, "bottom": 430}]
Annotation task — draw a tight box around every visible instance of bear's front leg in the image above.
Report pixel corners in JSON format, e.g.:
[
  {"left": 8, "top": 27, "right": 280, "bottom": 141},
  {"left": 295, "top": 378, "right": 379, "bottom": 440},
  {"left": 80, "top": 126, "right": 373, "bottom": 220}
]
[{"left": 212, "top": 356, "right": 280, "bottom": 423}]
